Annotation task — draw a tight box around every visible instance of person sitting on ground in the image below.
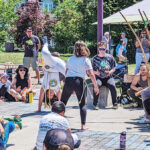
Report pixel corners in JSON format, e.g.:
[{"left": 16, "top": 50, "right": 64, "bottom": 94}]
[
  {"left": 138, "top": 88, "right": 150, "bottom": 123},
  {"left": 10, "top": 65, "right": 34, "bottom": 102},
  {"left": 0, "top": 115, "right": 22, "bottom": 148},
  {"left": 127, "top": 63, "right": 148, "bottom": 107},
  {"left": 43, "top": 129, "right": 74, "bottom": 150},
  {"left": 116, "top": 39, "right": 127, "bottom": 63},
  {"left": 92, "top": 41, "right": 118, "bottom": 110},
  {"left": 36, "top": 101, "right": 80, "bottom": 150},
  {"left": 0, "top": 73, "right": 15, "bottom": 102}
]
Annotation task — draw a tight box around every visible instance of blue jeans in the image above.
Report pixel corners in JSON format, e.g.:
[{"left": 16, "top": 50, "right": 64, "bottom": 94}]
[
  {"left": 134, "top": 53, "right": 149, "bottom": 74},
  {"left": 0, "top": 122, "right": 15, "bottom": 148}
]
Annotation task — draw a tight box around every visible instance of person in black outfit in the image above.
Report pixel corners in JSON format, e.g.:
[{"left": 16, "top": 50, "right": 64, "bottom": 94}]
[
  {"left": 10, "top": 65, "right": 33, "bottom": 101},
  {"left": 92, "top": 41, "right": 118, "bottom": 110}
]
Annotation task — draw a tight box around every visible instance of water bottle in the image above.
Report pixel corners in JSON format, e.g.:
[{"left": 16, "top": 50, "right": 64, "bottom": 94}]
[
  {"left": 26, "top": 94, "right": 29, "bottom": 103},
  {"left": 120, "top": 131, "right": 126, "bottom": 150},
  {"left": 29, "top": 91, "right": 33, "bottom": 103}
]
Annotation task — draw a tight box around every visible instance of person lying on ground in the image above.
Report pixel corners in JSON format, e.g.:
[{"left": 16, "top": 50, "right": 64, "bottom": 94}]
[
  {"left": 36, "top": 101, "right": 80, "bottom": 150},
  {"left": 127, "top": 63, "right": 148, "bottom": 107},
  {"left": 10, "top": 65, "right": 35, "bottom": 102},
  {"left": 0, "top": 115, "right": 22, "bottom": 148},
  {"left": 0, "top": 73, "right": 15, "bottom": 102}
]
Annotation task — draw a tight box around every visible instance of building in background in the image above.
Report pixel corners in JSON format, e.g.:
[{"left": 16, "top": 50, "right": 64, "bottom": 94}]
[{"left": 20, "top": 0, "right": 54, "bottom": 12}]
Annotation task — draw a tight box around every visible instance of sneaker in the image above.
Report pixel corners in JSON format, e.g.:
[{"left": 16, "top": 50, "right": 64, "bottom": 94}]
[
  {"left": 93, "top": 105, "right": 99, "bottom": 110},
  {"left": 138, "top": 117, "right": 150, "bottom": 124},
  {"left": 38, "top": 80, "right": 42, "bottom": 85},
  {"left": 112, "top": 103, "right": 118, "bottom": 109}
]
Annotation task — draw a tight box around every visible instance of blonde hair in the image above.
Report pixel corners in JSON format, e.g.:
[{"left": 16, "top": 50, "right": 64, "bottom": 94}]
[
  {"left": 58, "top": 145, "right": 71, "bottom": 150},
  {"left": 74, "top": 40, "right": 90, "bottom": 57},
  {"left": 97, "top": 41, "right": 107, "bottom": 49}
]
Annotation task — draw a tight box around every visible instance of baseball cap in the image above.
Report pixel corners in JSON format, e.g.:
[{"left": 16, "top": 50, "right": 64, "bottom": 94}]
[
  {"left": 44, "top": 129, "right": 74, "bottom": 150},
  {"left": 26, "top": 27, "right": 32, "bottom": 32},
  {"left": 0, "top": 73, "right": 9, "bottom": 79}
]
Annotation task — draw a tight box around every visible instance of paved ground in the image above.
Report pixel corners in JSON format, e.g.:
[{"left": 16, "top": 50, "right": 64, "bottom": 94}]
[
  {"left": 1, "top": 64, "right": 150, "bottom": 149},
  {"left": 1, "top": 95, "right": 150, "bottom": 150}
]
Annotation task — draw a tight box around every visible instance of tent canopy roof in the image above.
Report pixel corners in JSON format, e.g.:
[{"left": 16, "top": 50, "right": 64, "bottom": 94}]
[{"left": 93, "top": 0, "right": 150, "bottom": 24}]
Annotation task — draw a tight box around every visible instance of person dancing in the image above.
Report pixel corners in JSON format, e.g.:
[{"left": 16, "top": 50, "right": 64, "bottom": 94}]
[{"left": 61, "top": 40, "right": 99, "bottom": 130}]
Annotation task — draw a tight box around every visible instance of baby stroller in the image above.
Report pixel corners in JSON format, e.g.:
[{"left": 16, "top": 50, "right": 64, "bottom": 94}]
[{"left": 113, "top": 64, "right": 132, "bottom": 104}]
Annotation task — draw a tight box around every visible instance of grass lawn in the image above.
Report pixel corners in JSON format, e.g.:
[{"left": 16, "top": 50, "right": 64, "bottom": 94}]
[{"left": 0, "top": 51, "right": 136, "bottom": 73}]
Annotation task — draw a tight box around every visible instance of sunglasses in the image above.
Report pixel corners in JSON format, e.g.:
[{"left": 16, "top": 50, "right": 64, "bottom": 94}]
[
  {"left": 19, "top": 69, "right": 25, "bottom": 72},
  {"left": 98, "top": 48, "right": 105, "bottom": 51}
]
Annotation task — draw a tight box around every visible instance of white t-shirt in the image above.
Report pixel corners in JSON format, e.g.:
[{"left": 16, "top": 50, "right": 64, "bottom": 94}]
[
  {"left": 36, "top": 112, "right": 70, "bottom": 150},
  {"left": 66, "top": 55, "right": 93, "bottom": 78},
  {"left": 41, "top": 72, "right": 60, "bottom": 93},
  {"left": 0, "top": 80, "right": 12, "bottom": 93}
]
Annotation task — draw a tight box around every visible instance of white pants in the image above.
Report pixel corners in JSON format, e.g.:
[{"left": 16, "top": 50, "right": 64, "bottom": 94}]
[{"left": 42, "top": 72, "right": 60, "bottom": 93}]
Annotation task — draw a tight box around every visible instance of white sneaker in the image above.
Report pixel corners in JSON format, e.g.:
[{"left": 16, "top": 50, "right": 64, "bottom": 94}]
[{"left": 138, "top": 117, "right": 150, "bottom": 124}]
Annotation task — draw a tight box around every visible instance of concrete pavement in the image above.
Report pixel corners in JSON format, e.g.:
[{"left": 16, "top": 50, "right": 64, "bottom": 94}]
[{"left": 1, "top": 95, "right": 150, "bottom": 150}]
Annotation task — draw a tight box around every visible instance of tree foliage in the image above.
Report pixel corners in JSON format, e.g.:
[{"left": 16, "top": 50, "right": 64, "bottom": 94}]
[
  {"left": 0, "top": 0, "right": 21, "bottom": 44},
  {"left": 11, "top": 1, "right": 56, "bottom": 46},
  {"left": 54, "top": 0, "right": 142, "bottom": 60}
]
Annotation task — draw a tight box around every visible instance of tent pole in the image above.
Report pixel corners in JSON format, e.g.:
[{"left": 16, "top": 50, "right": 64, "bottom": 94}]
[
  {"left": 137, "top": 22, "right": 140, "bottom": 37},
  {"left": 109, "top": 24, "right": 111, "bottom": 50}
]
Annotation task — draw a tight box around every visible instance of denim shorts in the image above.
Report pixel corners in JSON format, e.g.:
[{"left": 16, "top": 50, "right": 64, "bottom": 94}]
[{"left": 23, "top": 57, "right": 39, "bottom": 71}]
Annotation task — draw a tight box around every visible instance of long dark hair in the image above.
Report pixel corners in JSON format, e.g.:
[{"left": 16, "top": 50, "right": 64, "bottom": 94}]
[{"left": 15, "top": 65, "right": 29, "bottom": 81}]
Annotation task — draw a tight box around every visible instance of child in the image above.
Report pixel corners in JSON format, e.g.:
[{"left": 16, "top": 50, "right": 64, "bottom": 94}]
[
  {"left": 0, "top": 73, "right": 15, "bottom": 102},
  {"left": 0, "top": 116, "right": 22, "bottom": 148},
  {"left": 116, "top": 39, "right": 127, "bottom": 63}
]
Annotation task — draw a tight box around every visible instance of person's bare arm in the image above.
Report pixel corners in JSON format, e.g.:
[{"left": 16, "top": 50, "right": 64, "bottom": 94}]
[
  {"left": 36, "top": 88, "right": 45, "bottom": 112},
  {"left": 10, "top": 78, "right": 17, "bottom": 90},
  {"left": 146, "top": 39, "right": 150, "bottom": 47},
  {"left": 22, "top": 44, "right": 25, "bottom": 50},
  {"left": 87, "top": 69, "right": 99, "bottom": 95},
  {"left": 65, "top": 68, "right": 69, "bottom": 75},
  {"left": 135, "top": 41, "right": 140, "bottom": 48},
  {"left": 27, "top": 77, "right": 32, "bottom": 92},
  {"left": 131, "top": 75, "right": 143, "bottom": 91},
  {"left": 37, "top": 43, "right": 41, "bottom": 51}
]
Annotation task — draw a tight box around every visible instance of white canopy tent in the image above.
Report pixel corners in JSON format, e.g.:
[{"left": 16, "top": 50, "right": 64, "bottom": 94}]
[{"left": 94, "top": 0, "right": 150, "bottom": 24}]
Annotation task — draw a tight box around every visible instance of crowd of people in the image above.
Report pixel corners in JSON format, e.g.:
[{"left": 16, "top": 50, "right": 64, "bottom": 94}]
[{"left": 1, "top": 27, "right": 150, "bottom": 149}]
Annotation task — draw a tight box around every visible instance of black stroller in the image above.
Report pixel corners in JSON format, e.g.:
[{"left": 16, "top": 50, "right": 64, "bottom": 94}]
[{"left": 113, "top": 64, "right": 132, "bottom": 104}]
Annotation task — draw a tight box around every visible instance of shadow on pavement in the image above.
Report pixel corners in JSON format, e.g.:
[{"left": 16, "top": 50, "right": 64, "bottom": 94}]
[{"left": 21, "top": 111, "right": 50, "bottom": 118}]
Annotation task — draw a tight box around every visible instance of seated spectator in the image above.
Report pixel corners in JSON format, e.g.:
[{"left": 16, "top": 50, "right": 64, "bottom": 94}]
[
  {"left": 0, "top": 73, "right": 15, "bottom": 102},
  {"left": 92, "top": 41, "right": 118, "bottom": 110},
  {"left": 10, "top": 65, "right": 34, "bottom": 101},
  {"left": 43, "top": 129, "right": 74, "bottom": 150},
  {"left": 138, "top": 88, "right": 150, "bottom": 123},
  {"left": 116, "top": 39, "right": 127, "bottom": 63},
  {"left": 127, "top": 63, "right": 148, "bottom": 107},
  {"left": 36, "top": 101, "right": 80, "bottom": 150},
  {"left": 0, "top": 116, "right": 22, "bottom": 148}
]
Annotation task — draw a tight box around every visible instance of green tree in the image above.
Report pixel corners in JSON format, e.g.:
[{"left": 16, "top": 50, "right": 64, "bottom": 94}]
[
  {"left": 54, "top": 0, "right": 82, "bottom": 52},
  {"left": 0, "top": 0, "right": 21, "bottom": 45}
]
